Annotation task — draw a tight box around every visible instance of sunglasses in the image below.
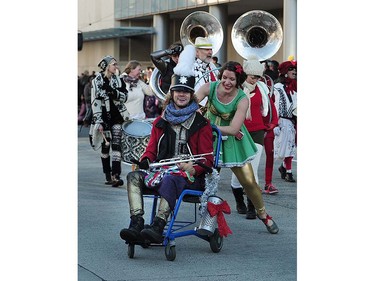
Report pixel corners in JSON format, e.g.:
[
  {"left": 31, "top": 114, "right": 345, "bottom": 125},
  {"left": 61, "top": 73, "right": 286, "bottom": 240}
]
[
  {"left": 288, "top": 67, "right": 296, "bottom": 71},
  {"left": 249, "top": 75, "right": 261, "bottom": 79}
]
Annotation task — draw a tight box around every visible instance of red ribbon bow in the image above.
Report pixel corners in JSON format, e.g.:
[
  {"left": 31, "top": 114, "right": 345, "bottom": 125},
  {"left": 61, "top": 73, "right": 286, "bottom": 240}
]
[
  {"left": 235, "top": 65, "right": 243, "bottom": 74},
  {"left": 207, "top": 200, "right": 232, "bottom": 237}
]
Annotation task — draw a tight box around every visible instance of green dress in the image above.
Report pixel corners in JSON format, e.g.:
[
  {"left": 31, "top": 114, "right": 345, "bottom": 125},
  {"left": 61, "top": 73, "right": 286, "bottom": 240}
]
[{"left": 205, "top": 81, "right": 258, "bottom": 168}]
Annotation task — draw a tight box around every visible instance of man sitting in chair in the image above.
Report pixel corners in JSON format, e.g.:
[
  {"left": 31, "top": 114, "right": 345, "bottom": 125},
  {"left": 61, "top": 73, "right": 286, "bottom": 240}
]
[{"left": 120, "top": 45, "right": 214, "bottom": 244}]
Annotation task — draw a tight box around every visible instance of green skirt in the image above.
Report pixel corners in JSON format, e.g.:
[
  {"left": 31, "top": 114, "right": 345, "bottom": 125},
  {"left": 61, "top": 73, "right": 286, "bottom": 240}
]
[{"left": 214, "top": 124, "right": 258, "bottom": 168}]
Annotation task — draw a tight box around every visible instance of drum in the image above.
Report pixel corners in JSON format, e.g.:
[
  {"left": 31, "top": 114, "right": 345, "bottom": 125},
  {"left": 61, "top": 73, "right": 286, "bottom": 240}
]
[{"left": 121, "top": 120, "right": 152, "bottom": 165}]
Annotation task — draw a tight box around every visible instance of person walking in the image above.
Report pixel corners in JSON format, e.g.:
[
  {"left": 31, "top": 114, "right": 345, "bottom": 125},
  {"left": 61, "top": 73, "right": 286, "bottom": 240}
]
[
  {"left": 273, "top": 59, "right": 297, "bottom": 182},
  {"left": 195, "top": 60, "right": 279, "bottom": 234},
  {"left": 262, "top": 74, "right": 279, "bottom": 193},
  {"left": 230, "top": 55, "right": 273, "bottom": 220},
  {"left": 90, "top": 55, "right": 129, "bottom": 187}
]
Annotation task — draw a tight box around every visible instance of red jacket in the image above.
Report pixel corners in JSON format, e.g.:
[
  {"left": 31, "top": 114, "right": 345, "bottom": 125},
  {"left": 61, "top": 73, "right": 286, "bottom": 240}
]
[
  {"left": 141, "top": 114, "right": 214, "bottom": 177},
  {"left": 244, "top": 87, "right": 268, "bottom": 132}
]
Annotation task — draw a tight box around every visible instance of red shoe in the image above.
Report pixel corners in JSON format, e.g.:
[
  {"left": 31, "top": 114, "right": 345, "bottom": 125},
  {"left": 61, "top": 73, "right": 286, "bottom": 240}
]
[{"left": 264, "top": 184, "right": 279, "bottom": 194}]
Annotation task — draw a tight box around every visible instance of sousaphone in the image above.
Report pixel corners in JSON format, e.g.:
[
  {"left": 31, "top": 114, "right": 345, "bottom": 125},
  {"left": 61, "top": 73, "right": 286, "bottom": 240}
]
[
  {"left": 150, "top": 11, "right": 223, "bottom": 102},
  {"left": 232, "top": 10, "right": 283, "bottom": 102},
  {"left": 231, "top": 10, "right": 283, "bottom": 61}
]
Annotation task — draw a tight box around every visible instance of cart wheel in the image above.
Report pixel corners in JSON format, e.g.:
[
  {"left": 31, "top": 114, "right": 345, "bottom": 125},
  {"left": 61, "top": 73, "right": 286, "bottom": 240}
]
[
  {"left": 165, "top": 242, "right": 176, "bottom": 261},
  {"left": 128, "top": 243, "right": 135, "bottom": 258},
  {"left": 209, "top": 229, "right": 223, "bottom": 253}
]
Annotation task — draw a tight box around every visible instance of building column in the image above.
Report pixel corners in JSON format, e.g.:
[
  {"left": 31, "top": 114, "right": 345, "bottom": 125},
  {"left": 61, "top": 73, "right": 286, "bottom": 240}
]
[
  {"left": 153, "top": 14, "right": 168, "bottom": 51},
  {"left": 283, "top": 0, "right": 297, "bottom": 60},
  {"left": 209, "top": 5, "right": 227, "bottom": 64}
]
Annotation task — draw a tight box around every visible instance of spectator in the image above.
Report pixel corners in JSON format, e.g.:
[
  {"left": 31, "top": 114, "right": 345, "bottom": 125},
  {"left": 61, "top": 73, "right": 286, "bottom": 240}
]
[
  {"left": 212, "top": 56, "right": 222, "bottom": 68},
  {"left": 121, "top": 60, "right": 154, "bottom": 120}
]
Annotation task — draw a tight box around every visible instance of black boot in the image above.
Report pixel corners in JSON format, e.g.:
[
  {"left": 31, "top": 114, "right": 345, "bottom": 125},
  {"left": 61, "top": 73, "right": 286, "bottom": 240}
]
[
  {"left": 111, "top": 174, "right": 124, "bottom": 187},
  {"left": 231, "top": 187, "right": 247, "bottom": 214},
  {"left": 105, "top": 172, "right": 113, "bottom": 185},
  {"left": 102, "top": 157, "right": 112, "bottom": 184},
  {"left": 120, "top": 215, "right": 144, "bottom": 242},
  {"left": 278, "top": 164, "right": 286, "bottom": 179},
  {"left": 140, "top": 217, "right": 166, "bottom": 244},
  {"left": 246, "top": 198, "right": 256, "bottom": 220},
  {"left": 285, "top": 172, "right": 296, "bottom": 182}
]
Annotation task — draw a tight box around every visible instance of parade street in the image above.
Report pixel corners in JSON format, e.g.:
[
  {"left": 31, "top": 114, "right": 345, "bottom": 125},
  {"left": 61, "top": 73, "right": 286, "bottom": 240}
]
[{"left": 78, "top": 126, "right": 297, "bottom": 281}]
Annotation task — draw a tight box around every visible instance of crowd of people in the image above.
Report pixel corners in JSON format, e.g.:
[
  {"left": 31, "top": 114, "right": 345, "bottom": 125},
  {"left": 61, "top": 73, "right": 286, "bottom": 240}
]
[{"left": 80, "top": 36, "right": 297, "bottom": 245}]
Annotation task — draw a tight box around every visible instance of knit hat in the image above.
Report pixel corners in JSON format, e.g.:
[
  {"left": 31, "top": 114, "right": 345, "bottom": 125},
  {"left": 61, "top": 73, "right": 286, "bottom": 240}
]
[
  {"left": 278, "top": 60, "right": 297, "bottom": 75},
  {"left": 170, "top": 44, "right": 196, "bottom": 92},
  {"left": 243, "top": 55, "right": 264, "bottom": 76},
  {"left": 98, "top": 55, "right": 116, "bottom": 71},
  {"left": 194, "top": 37, "right": 213, "bottom": 49}
]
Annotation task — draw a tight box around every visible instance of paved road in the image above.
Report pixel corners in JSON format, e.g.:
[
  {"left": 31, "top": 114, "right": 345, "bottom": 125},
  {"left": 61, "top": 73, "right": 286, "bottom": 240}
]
[{"left": 78, "top": 126, "right": 297, "bottom": 281}]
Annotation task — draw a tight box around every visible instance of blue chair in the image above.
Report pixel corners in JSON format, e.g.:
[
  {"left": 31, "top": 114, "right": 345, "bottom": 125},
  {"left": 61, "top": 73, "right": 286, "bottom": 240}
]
[{"left": 125, "top": 125, "right": 223, "bottom": 261}]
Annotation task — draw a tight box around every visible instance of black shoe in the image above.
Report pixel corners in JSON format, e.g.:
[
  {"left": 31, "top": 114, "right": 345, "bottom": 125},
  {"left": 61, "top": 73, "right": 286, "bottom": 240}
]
[
  {"left": 246, "top": 198, "right": 256, "bottom": 220},
  {"left": 112, "top": 174, "right": 124, "bottom": 187},
  {"left": 285, "top": 173, "right": 296, "bottom": 182},
  {"left": 237, "top": 203, "right": 247, "bottom": 214},
  {"left": 278, "top": 165, "right": 286, "bottom": 179},
  {"left": 112, "top": 178, "right": 124, "bottom": 187},
  {"left": 140, "top": 217, "right": 166, "bottom": 244},
  {"left": 120, "top": 215, "right": 144, "bottom": 242}
]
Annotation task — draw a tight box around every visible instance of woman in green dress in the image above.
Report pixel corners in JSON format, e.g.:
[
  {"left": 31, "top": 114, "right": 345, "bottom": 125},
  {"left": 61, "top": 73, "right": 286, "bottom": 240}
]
[{"left": 195, "top": 61, "right": 279, "bottom": 234}]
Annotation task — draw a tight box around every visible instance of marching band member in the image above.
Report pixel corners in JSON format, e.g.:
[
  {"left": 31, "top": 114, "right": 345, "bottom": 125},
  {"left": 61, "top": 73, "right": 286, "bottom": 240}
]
[
  {"left": 90, "top": 55, "right": 129, "bottom": 187},
  {"left": 195, "top": 61, "right": 279, "bottom": 234},
  {"left": 120, "top": 45, "right": 214, "bottom": 244},
  {"left": 150, "top": 41, "right": 184, "bottom": 95},
  {"left": 193, "top": 37, "right": 220, "bottom": 106},
  {"left": 273, "top": 60, "right": 297, "bottom": 182}
]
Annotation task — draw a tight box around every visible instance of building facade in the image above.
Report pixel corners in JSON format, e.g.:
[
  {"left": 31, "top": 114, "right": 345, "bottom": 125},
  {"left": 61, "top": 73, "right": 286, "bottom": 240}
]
[{"left": 78, "top": 0, "right": 297, "bottom": 75}]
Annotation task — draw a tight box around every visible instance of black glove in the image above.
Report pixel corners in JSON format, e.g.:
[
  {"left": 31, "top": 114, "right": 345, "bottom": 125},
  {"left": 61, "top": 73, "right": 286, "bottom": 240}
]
[
  {"left": 102, "top": 82, "right": 118, "bottom": 98},
  {"left": 102, "top": 82, "right": 114, "bottom": 93},
  {"left": 138, "top": 158, "right": 150, "bottom": 170},
  {"left": 171, "top": 45, "right": 183, "bottom": 55}
]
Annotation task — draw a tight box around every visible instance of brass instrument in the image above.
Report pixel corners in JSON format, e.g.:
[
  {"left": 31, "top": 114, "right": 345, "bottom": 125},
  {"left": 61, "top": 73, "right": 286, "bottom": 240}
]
[
  {"left": 149, "top": 152, "right": 213, "bottom": 169},
  {"left": 231, "top": 10, "right": 283, "bottom": 61},
  {"left": 180, "top": 11, "right": 223, "bottom": 56},
  {"left": 232, "top": 10, "right": 283, "bottom": 97},
  {"left": 150, "top": 11, "right": 223, "bottom": 102}
]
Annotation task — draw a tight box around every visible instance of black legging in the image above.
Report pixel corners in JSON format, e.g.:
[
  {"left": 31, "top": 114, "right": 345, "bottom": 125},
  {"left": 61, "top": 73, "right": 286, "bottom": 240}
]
[{"left": 101, "top": 123, "right": 123, "bottom": 176}]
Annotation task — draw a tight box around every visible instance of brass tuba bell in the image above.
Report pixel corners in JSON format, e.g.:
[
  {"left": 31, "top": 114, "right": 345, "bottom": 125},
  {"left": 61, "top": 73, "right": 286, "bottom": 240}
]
[
  {"left": 150, "top": 11, "right": 223, "bottom": 102},
  {"left": 231, "top": 10, "right": 283, "bottom": 61},
  {"left": 180, "top": 11, "right": 223, "bottom": 56}
]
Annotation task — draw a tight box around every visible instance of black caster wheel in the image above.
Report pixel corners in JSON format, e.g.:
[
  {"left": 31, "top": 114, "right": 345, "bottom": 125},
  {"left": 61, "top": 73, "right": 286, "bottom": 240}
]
[
  {"left": 165, "top": 242, "right": 176, "bottom": 261},
  {"left": 209, "top": 228, "right": 223, "bottom": 253},
  {"left": 128, "top": 243, "right": 135, "bottom": 258}
]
